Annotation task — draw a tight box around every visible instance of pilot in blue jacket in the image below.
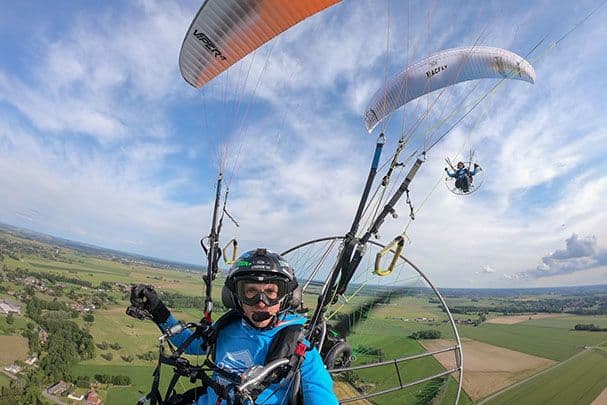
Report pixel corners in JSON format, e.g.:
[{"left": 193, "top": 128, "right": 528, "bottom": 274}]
[
  {"left": 131, "top": 249, "right": 337, "bottom": 405},
  {"left": 446, "top": 161, "right": 479, "bottom": 193}
]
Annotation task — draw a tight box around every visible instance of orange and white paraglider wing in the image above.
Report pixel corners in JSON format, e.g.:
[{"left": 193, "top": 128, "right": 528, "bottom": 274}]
[{"left": 179, "top": 0, "right": 341, "bottom": 88}]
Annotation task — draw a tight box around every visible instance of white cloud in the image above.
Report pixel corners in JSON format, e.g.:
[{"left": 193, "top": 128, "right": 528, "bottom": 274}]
[
  {"left": 477, "top": 265, "right": 496, "bottom": 275},
  {"left": 529, "top": 234, "right": 607, "bottom": 277},
  {"left": 1, "top": 1, "right": 607, "bottom": 290}
]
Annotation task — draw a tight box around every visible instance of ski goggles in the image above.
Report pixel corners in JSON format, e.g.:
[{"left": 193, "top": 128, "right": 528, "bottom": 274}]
[{"left": 235, "top": 278, "right": 289, "bottom": 306}]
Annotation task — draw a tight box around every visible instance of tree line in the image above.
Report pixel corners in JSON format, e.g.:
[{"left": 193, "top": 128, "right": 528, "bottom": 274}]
[
  {"left": 574, "top": 323, "right": 607, "bottom": 332},
  {"left": 446, "top": 295, "right": 607, "bottom": 316}
]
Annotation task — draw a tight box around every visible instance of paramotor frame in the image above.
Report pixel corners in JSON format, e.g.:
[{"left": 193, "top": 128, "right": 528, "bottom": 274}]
[{"left": 282, "top": 236, "right": 464, "bottom": 404}]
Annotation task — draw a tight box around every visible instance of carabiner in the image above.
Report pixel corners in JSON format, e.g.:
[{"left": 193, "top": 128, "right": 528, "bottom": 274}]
[
  {"left": 222, "top": 238, "right": 238, "bottom": 265},
  {"left": 374, "top": 235, "right": 405, "bottom": 276}
]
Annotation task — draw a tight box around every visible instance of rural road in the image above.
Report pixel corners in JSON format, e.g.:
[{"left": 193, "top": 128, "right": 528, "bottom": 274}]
[{"left": 477, "top": 339, "right": 607, "bottom": 404}]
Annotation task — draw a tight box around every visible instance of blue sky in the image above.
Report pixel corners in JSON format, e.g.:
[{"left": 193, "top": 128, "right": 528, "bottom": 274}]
[{"left": 1, "top": 0, "right": 607, "bottom": 288}]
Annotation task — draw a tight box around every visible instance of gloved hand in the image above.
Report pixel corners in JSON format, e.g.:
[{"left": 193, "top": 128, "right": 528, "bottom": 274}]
[
  {"left": 130, "top": 284, "right": 170, "bottom": 324},
  {"left": 444, "top": 167, "right": 448, "bottom": 171},
  {"left": 474, "top": 163, "right": 479, "bottom": 168}
]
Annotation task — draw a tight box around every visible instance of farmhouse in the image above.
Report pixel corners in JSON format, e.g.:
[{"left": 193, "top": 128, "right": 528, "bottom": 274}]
[
  {"left": 23, "top": 276, "right": 40, "bottom": 286},
  {"left": 86, "top": 389, "right": 102, "bottom": 405},
  {"left": 39, "top": 328, "right": 49, "bottom": 345},
  {"left": 0, "top": 300, "right": 21, "bottom": 314},
  {"left": 4, "top": 364, "right": 22, "bottom": 374},
  {"left": 47, "top": 380, "right": 68, "bottom": 396},
  {"left": 25, "top": 355, "right": 37, "bottom": 366}
]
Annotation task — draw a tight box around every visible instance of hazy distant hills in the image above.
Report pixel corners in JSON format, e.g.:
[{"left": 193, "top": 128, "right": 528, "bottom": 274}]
[
  {"left": 0, "top": 222, "right": 206, "bottom": 273},
  {"left": 2, "top": 221, "right": 606, "bottom": 296},
  {"left": 440, "top": 285, "right": 607, "bottom": 297}
]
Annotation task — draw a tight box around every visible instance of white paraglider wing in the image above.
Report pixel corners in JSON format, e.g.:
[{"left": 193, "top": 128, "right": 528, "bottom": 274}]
[
  {"left": 364, "top": 46, "right": 536, "bottom": 132},
  {"left": 179, "top": 0, "right": 341, "bottom": 88}
]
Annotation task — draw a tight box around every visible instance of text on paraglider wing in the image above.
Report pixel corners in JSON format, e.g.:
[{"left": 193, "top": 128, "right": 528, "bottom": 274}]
[
  {"left": 192, "top": 29, "right": 227, "bottom": 61},
  {"left": 425, "top": 64, "right": 448, "bottom": 79}
]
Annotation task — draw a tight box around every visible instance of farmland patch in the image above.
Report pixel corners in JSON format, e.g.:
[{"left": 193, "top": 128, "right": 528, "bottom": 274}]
[
  {"left": 0, "top": 335, "right": 29, "bottom": 366},
  {"left": 458, "top": 323, "right": 607, "bottom": 361},
  {"left": 487, "top": 349, "right": 607, "bottom": 405},
  {"left": 486, "top": 313, "right": 572, "bottom": 325},
  {"left": 421, "top": 338, "right": 554, "bottom": 400}
]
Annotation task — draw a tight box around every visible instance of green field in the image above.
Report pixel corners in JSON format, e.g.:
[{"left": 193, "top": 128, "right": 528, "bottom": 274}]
[
  {"left": 0, "top": 313, "right": 29, "bottom": 335},
  {"left": 486, "top": 349, "right": 607, "bottom": 405},
  {"left": 71, "top": 363, "right": 176, "bottom": 405},
  {"left": 22, "top": 255, "right": 204, "bottom": 296},
  {"left": 344, "top": 318, "right": 469, "bottom": 404},
  {"left": 0, "top": 372, "right": 12, "bottom": 388},
  {"left": 458, "top": 322, "right": 607, "bottom": 361},
  {"left": 523, "top": 315, "right": 607, "bottom": 329}
]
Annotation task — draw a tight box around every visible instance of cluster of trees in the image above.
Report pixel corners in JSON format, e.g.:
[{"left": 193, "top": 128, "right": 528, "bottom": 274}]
[
  {"left": 160, "top": 291, "right": 225, "bottom": 311},
  {"left": 471, "top": 312, "right": 488, "bottom": 326},
  {"left": 137, "top": 351, "right": 157, "bottom": 361},
  {"left": 73, "top": 374, "right": 131, "bottom": 387},
  {"left": 569, "top": 305, "right": 607, "bottom": 316},
  {"left": 99, "top": 281, "right": 114, "bottom": 290},
  {"left": 1, "top": 251, "right": 21, "bottom": 261},
  {"left": 100, "top": 353, "right": 113, "bottom": 361},
  {"left": 96, "top": 341, "right": 121, "bottom": 350},
  {"left": 0, "top": 235, "right": 59, "bottom": 260},
  {"left": 96, "top": 341, "right": 124, "bottom": 361},
  {"left": 4, "top": 296, "right": 97, "bottom": 402},
  {"left": 93, "top": 374, "right": 131, "bottom": 385},
  {"left": 574, "top": 323, "right": 607, "bottom": 332},
  {"left": 25, "top": 296, "right": 78, "bottom": 321},
  {"left": 22, "top": 323, "right": 42, "bottom": 354},
  {"left": 410, "top": 330, "right": 442, "bottom": 339},
  {"left": 9, "top": 267, "right": 93, "bottom": 288},
  {"left": 74, "top": 376, "right": 92, "bottom": 388},
  {"left": 121, "top": 354, "right": 134, "bottom": 362},
  {"left": 39, "top": 319, "right": 95, "bottom": 380}
]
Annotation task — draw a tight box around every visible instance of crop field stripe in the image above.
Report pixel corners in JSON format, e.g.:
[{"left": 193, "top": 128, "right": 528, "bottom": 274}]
[
  {"left": 458, "top": 323, "right": 607, "bottom": 361},
  {"left": 482, "top": 349, "right": 607, "bottom": 405}
]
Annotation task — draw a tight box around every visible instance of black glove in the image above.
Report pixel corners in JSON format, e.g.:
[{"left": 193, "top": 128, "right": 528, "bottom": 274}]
[
  {"left": 444, "top": 167, "right": 448, "bottom": 171},
  {"left": 474, "top": 163, "right": 479, "bottom": 168},
  {"left": 130, "top": 284, "right": 170, "bottom": 324}
]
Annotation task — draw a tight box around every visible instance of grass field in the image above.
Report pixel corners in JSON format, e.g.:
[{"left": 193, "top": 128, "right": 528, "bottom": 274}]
[
  {"left": 0, "top": 335, "right": 29, "bottom": 366},
  {"left": 457, "top": 322, "right": 607, "bottom": 361},
  {"left": 486, "top": 349, "right": 607, "bottom": 405},
  {"left": 79, "top": 307, "right": 162, "bottom": 367},
  {"left": 345, "top": 320, "right": 471, "bottom": 405},
  {"left": 0, "top": 372, "right": 12, "bottom": 388},
  {"left": 23, "top": 255, "right": 205, "bottom": 296},
  {"left": 71, "top": 363, "right": 159, "bottom": 405},
  {"left": 0, "top": 313, "right": 29, "bottom": 335},
  {"left": 522, "top": 315, "right": 607, "bottom": 329}
]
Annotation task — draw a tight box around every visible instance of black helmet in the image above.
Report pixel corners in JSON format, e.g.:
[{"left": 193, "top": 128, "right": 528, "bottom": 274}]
[{"left": 222, "top": 248, "right": 301, "bottom": 312}]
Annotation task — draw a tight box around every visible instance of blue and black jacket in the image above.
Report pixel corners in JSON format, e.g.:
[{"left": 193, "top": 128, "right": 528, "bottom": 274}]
[
  {"left": 160, "top": 313, "right": 338, "bottom": 405},
  {"left": 446, "top": 166, "right": 477, "bottom": 180}
]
